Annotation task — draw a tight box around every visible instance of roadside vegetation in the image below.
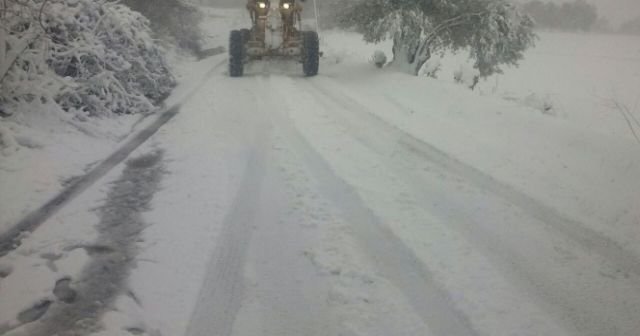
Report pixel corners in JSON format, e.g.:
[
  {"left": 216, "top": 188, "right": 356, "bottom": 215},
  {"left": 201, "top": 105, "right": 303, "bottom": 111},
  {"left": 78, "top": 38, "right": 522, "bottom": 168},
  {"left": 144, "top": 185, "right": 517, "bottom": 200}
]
[
  {"left": 0, "top": 0, "right": 176, "bottom": 120},
  {"left": 336, "top": 0, "right": 537, "bottom": 78},
  {"left": 0, "top": 0, "right": 207, "bottom": 154}
]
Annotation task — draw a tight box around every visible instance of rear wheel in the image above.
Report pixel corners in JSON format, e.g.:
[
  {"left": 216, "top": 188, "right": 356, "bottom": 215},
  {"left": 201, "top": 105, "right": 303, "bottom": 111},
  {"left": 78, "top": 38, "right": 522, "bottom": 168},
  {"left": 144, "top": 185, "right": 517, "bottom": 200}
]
[
  {"left": 229, "top": 30, "right": 244, "bottom": 77},
  {"left": 302, "top": 31, "right": 319, "bottom": 77}
]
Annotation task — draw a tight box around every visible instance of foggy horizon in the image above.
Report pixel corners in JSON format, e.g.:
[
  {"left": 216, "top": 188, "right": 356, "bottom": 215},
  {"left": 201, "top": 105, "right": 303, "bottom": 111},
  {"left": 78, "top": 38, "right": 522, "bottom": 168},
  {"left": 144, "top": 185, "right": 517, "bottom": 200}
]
[{"left": 516, "top": 0, "right": 640, "bottom": 25}]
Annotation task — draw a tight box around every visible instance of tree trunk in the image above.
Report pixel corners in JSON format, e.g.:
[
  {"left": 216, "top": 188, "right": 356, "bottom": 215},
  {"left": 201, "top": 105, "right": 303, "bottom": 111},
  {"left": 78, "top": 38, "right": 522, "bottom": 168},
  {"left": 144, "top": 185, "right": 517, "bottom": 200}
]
[{"left": 390, "top": 35, "right": 431, "bottom": 76}]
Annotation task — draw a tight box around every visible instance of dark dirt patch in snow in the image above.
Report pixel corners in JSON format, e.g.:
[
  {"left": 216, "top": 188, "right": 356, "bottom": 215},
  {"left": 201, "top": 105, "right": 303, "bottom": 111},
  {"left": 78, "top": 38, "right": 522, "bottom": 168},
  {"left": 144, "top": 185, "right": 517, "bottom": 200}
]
[
  {"left": 17, "top": 300, "right": 52, "bottom": 324},
  {"left": 125, "top": 326, "right": 146, "bottom": 335},
  {"left": 53, "top": 278, "right": 77, "bottom": 304},
  {"left": 23, "top": 150, "right": 166, "bottom": 336},
  {"left": 40, "top": 252, "right": 63, "bottom": 272},
  {"left": 82, "top": 244, "right": 116, "bottom": 255},
  {"left": 198, "top": 46, "right": 226, "bottom": 59},
  {"left": 0, "top": 103, "right": 179, "bottom": 258},
  {"left": 64, "top": 244, "right": 117, "bottom": 256},
  {"left": 0, "top": 263, "right": 12, "bottom": 278}
]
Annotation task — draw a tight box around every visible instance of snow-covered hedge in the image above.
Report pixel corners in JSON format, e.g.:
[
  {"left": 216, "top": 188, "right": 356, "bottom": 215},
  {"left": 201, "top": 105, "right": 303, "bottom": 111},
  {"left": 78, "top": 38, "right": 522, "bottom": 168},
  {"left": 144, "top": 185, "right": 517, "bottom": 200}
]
[{"left": 0, "top": 0, "right": 176, "bottom": 118}]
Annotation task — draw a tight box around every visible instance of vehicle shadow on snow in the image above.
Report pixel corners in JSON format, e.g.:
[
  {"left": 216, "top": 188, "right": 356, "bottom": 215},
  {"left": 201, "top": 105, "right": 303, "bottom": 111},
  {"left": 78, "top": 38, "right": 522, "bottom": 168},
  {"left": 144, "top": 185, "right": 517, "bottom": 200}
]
[{"left": 236, "top": 59, "right": 310, "bottom": 78}]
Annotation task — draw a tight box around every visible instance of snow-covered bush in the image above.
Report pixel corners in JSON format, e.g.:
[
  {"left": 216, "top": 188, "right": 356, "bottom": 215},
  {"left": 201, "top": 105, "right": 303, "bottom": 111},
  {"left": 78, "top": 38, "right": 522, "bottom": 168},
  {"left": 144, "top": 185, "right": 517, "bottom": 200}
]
[
  {"left": 0, "top": 1, "right": 59, "bottom": 116},
  {"left": 454, "top": 65, "right": 480, "bottom": 90},
  {"left": 522, "top": 93, "right": 555, "bottom": 115},
  {"left": 370, "top": 50, "right": 387, "bottom": 68},
  {"left": 0, "top": 0, "right": 175, "bottom": 119},
  {"left": 502, "top": 93, "right": 556, "bottom": 115},
  {"left": 419, "top": 58, "right": 442, "bottom": 78},
  {"left": 0, "top": 124, "right": 19, "bottom": 155}
]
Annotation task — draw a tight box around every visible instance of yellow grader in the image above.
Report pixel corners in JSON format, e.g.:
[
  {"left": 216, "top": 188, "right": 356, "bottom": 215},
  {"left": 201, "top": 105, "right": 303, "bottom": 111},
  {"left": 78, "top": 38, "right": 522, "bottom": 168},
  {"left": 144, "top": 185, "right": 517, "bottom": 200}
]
[{"left": 229, "top": 0, "right": 320, "bottom": 77}]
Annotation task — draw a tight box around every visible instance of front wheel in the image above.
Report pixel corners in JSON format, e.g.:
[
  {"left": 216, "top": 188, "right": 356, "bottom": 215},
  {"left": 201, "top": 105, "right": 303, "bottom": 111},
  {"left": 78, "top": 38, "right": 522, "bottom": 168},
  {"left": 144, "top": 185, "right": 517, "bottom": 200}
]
[
  {"left": 302, "top": 31, "right": 319, "bottom": 77},
  {"left": 229, "top": 30, "right": 244, "bottom": 77},
  {"left": 240, "top": 28, "right": 251, "bottom": 43}
]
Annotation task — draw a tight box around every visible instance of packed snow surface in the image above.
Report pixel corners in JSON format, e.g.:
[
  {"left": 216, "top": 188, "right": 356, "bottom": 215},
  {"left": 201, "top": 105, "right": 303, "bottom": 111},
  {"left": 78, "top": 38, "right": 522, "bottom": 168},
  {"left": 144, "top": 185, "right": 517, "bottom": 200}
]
[{"left": 1, "top": 6, "right": 640, "bottom": 336}]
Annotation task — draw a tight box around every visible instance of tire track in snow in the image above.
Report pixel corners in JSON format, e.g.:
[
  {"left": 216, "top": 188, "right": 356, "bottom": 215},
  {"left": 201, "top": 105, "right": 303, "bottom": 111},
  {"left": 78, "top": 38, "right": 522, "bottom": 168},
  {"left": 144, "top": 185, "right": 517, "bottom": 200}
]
[
  {"left": 0, "top": 59, "right": 226, "bottom": 258},
  {"left": 264, "top": 76, "right": 479, "bottom": 336},
  {"left": 300, "top": 78, "right": 640, "bottom": 336},
  {"left": 184, "top": 142, "right": 267, "bottom": 336},
  {"left": 234, "top": 77, "right": 338, "bottom": 336},
  {"left": 294, "top": 80, "right": 600, "bottom": 335},
  {"left": 184, "top": 75, "right": 276, "bottom": 336},
  {"left": 309, "top": 78, "right": 640, "bottom": 280},
  {"left": 185, "top": 72, "right": 334, "bottom": 336},
  {"left": 233, "top": 137, "right": 338, "bottom": 336}
]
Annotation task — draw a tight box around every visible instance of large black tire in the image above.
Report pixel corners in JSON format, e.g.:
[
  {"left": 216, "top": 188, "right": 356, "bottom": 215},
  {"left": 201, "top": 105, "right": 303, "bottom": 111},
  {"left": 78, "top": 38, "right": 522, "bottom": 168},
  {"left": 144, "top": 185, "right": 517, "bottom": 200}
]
[
  {"left": 302, "top": 31, "right": 319, "bottom": 77},
  {"left": 240, "top": 28, "right": 251, "bottom": 43},
  {"left": 229, "top": 30, "right": 244, "bottom": 77}
]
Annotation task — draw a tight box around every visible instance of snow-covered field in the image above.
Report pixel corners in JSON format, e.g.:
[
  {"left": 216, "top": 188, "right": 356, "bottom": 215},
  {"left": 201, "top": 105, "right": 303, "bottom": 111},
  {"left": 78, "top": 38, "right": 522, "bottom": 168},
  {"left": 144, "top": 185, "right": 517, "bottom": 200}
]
[
  {"left": 1, "top": 6, "right": 640, "bottom": 336},
  {"left": 477, "top": 31, "right": 640, "bottom": 139}
]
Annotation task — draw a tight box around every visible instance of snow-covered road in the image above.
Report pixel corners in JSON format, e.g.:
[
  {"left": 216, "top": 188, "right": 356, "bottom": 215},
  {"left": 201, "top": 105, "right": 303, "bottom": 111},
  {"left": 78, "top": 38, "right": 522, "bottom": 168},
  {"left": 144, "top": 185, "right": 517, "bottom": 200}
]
[
  {"left": 2, "top": 7, "right": 640, "bottom": 336},
  {"left": 200, "top": 72, "right": 639, "bottom": 336}
]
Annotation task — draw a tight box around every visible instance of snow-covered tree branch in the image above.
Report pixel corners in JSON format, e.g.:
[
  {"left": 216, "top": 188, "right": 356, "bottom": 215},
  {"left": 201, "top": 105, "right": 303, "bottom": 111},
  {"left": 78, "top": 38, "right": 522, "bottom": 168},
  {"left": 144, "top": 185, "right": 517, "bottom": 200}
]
[
  {"left": 0, "top": 0, "right": 175, "bottom": 119},
  {"left": 338, "top": 0, "right": 537, "bottom": 77}
]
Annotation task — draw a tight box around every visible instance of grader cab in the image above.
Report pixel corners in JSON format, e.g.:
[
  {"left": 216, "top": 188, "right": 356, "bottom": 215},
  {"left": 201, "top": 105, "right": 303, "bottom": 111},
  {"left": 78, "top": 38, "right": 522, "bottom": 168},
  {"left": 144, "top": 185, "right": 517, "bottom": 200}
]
[{"left": 229, "top": 0, "right": 320, "bottom": 77}]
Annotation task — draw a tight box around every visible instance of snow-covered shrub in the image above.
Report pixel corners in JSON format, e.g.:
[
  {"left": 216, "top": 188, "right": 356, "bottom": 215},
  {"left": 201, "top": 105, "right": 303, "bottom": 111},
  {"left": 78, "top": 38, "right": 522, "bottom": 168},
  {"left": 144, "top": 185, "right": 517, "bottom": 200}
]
[
  {"left": 47, "top": 0, "right": 176, "bottom": 115},
  {"left": 370, "top": 50, "right": 387, "bottom": 68},
  {"left": 454, "top": 65, "right": 481, "bottom": 90},
  {"left": 419, "top": 58, "right": 441, "bottom": 78},
  {"left": 522, "top": 93, "right": 555, "bottom": 115},
  {"left": 0, "top": 1, "right": 60, "bottom": 116},
  {"left": 0, "top": 124, "right": 19, "bottom": 156},
  {"left": 502, "top": 93, "right": 556, "bottom": 115},
  {"left": 0, "top": 0, "right": 175, "bottom": 119}
]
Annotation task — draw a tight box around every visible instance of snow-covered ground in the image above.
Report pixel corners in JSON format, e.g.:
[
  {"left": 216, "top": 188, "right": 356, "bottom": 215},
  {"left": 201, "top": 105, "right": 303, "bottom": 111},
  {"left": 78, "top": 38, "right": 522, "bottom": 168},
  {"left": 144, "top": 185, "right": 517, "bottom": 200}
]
[
  {"left": 0, "top": 107, "right": 144, "bottom": 234},
  {"left": 476, "top": 31, "right": 640, "bottom": 140},
  {"left": 1, "top": 6, "right": 640, "bottom": 336}
]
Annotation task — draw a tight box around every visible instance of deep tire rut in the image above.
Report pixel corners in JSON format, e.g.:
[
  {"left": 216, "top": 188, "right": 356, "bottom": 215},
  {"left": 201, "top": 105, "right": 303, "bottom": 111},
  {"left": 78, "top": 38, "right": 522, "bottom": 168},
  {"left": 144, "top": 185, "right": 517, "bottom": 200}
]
[
  {"left": 185, "top": 98, "right": 272, "bottom": 336},
  {"left": 264, "top": 77, "right": 479, "bottom": 336}
]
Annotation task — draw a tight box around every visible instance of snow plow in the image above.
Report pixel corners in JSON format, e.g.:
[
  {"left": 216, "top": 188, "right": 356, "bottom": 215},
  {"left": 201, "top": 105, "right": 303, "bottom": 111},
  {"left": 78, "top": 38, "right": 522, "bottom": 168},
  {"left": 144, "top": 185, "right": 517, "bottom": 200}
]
[{"left": 228, "top": 0, "right": 319, "bottom": 77}]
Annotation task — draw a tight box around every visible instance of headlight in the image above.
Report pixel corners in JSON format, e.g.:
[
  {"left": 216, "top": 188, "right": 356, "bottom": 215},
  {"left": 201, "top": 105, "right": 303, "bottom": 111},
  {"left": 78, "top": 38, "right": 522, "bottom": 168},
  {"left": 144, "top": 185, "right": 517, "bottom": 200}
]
[
  {"left": 258, "top": 2, "right": 267, "bottom": 9},
  {"left": 282, "top": 3, "right": 290, "bottom": 9}
]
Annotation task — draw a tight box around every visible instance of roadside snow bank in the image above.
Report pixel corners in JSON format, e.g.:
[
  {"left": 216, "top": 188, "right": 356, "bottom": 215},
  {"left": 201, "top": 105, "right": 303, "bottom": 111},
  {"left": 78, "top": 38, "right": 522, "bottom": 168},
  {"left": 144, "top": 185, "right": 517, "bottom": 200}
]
[
  {"left": 0, "top": 0, "right": 181, "bottom": 234},
  {"left": 0, "top": 100, "right": 145, "bottom": 234},
  {"left": 0, "top": 52, "right": 226, "bottom": 336}
]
